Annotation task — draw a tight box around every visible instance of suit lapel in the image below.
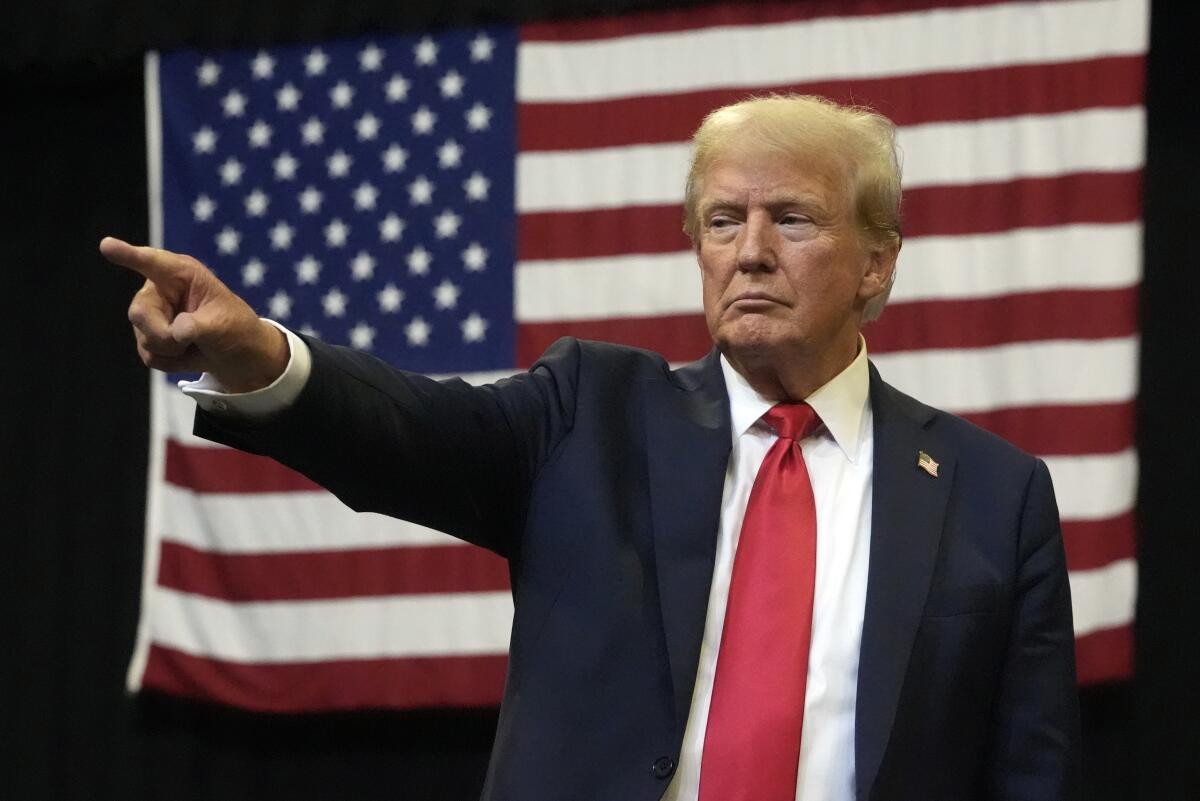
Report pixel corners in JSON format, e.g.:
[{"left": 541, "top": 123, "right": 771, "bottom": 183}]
[
  {"left": 855, "top": 365, "right": 956, "bottom": 801},
  {"left": 643, "top": 350, "right": 732, "bottom": 734}
]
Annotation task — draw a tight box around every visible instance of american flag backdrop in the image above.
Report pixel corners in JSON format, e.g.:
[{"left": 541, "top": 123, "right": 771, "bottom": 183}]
[{"left": 129, "top": 0, "right": 1147, "bottom": 711}]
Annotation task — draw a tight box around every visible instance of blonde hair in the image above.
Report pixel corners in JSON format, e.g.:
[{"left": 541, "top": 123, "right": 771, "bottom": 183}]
[{"left": 683, "top": 94, "right": 903, "bottom": 321}]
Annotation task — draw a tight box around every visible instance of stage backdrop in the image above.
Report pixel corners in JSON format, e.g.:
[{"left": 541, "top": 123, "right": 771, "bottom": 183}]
[{"left": 128, "top": 0, "right": 1146, "bottom": 712}]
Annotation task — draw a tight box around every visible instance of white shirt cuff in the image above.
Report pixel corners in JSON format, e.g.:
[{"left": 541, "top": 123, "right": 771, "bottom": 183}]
[{"left": 178, "top": 319, "right": 312, "bottom": 419}]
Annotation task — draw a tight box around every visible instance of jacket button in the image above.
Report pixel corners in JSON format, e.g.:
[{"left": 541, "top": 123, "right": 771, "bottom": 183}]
[{"left": 651, "top": 756, "right": 676, "bottom": 779}]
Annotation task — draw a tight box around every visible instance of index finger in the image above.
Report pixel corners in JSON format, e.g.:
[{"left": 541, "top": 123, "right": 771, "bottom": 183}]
[{"left": 99, "top": 237, "right": 193, "bottom": 282}]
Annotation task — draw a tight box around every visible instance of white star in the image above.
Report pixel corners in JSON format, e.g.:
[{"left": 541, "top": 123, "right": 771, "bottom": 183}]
[
  {"left": 330, "top": 81, "right": 355, "bottom": 109},
  {"left": 216, "top": 226, "right": 241, "bottom": 255},
  {"left": 434, "top": 208, "right": 462, "bottom": 239},
  {"left": 219, "top": 157, "right": 244, "bottom": 186},
  {"left": 294, "top": 254, "right": 321, "bottom": 284},
  {"left": 244, "top": 189, "right": 269, "bottom": 217},
  {"left": 197, "top": 59, "right": 221, "bottom": 87},
  {"left": 465, "top": 102, "right": 492, "bottom": 132},
  {"left": 350, "top": 321, "right": 377, "bottom": 350},
  {"left": 192, "top": 194, "right": 217, "bottom": 222},
  {"left": 350, "top": 250, "right": 376, "bottom": 280},
  {"left": 269, "top": 220, "right": 295, "bottom": 250},
  {"left": 326, "top": 149, "right": 352, "bottom": 178},
  {"left": 273, "top": 151, "right": 298, "bottom": 181},
  {"left": 432, "top": 279, "right": 461, "bottom": 310},
  {"left": 324, "top": 218, "right": 350, "bottom": 247},
  {"left": 407, "top": 246, "right": 432, "bottom": 275},
  {"left": 301, "top": 116, "right": 325, "bottom": 145},
  {"left": 304, "top": 48, "right": 329, "bottom": 76},
  {"left": 268, "top": 289, "right": 293, "bottom": 319},
  {"left": 322, "top": 287, "right": 348, "bottom": 317},
  {"left": 414, "top": 36, "right": 438, "bottom": 66},
  {"left": 463, "top": 171, "right": 490, "bottom": 201},
  {"left": 352, "top": 181, "right": 379, "bottom": 211},
  {"left": 411, "top": 105, "right": 436, "bottom": 135},
  {"left": 221, "top": 89, "right": 247, "bottom": 117},
  {"left": 276, "top": 82, "right": 301, "bottom": 111},
  {"left": 377, "top": 283, "right": 405, "bottom": 312},
  {"left": 385, "top": 73, "right": 410, "bottom": 103},
  {"left": 251, "top": 50, "right": 275, "bottom": 80},
  {"left": 242, "top": 258, "right": 266, "bottom": 286},
  {"left": 379, "top": 213, "right": 405, "bottom": 242},
  {"left": 439, "top": 69, "right": 465, "bottom": 99},
  {"left": 359, "top": 43, "right": 385, "bottom": 72},
  {"left": 299, "top": 185, "right": 323, "bottom": 214},
  {"left": 469, "top": 33, "right": 494, "bottom": 62},
  {"left": 192, "top": 126, "right": 217, "bottom": 154},
  {"left": 437, "top": 139, "right": 463, "bottom": 168},
  {"left": 461, "top": 241, "right": 488, "bottom": 272},
  {"left": 408, "top": 175, "right": 434, "bottom": 205},
  {"left": 405, "top": 316, "right": 431, "bottom": 346},
  {"left": 382, "top": 143, "right": 408, "bottom": 173},
  {"left": 355, "top": 112, "right": 381, "bottom": 141},
  {"left": 461, "top": 311, "right": 489, "bottom": 342},
  {"left": 247, "top": 119, "right": 272, "bottom": 148},
  {"left": 299, "top": 323, "right": 320, "bottom": 338}
]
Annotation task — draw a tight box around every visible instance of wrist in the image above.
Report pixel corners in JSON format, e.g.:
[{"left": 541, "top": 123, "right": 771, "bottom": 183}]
[{"left": 213, "top": 319, "right": 290, "bottom": 393}]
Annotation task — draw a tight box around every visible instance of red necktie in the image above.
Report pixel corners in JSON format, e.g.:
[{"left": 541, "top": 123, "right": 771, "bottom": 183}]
[{"left": 699, "top": 402, "right": 821, "bottom": 801}]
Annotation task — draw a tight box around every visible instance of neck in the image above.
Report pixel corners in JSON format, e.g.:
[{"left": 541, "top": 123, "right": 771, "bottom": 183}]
[{"left": 722, "top": 334, "right": 860, "bottom": 402}]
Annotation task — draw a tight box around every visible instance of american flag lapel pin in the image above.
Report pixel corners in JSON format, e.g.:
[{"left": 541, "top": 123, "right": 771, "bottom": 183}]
[{"left": 917, "top": 450, "right": 939, "bottom": 478}]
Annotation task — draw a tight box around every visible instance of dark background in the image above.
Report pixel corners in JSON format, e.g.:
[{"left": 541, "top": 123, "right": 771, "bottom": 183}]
[{"left": 3, "top": 1, "right": 1196, "bottom": 799}]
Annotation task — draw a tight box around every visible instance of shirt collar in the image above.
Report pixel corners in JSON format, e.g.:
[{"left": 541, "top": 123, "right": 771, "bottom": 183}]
[{"left": 719, "top": 336, "right": 871, "bottom": 463}]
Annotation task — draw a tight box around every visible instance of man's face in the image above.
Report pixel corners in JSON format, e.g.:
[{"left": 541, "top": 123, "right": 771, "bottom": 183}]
[{"left": 696, "top": 151, "right": 890, "bottom": 366}]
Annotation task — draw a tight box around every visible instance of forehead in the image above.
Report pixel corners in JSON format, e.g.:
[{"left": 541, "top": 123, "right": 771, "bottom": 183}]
[{"left": 699, "top": 150, "right": 848, "bottom": 207}]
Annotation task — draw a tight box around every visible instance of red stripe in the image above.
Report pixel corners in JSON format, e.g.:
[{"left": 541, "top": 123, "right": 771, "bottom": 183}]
[
  {"left": 866, "top": 287, "right": 1139, "bottom": 353},
  {"left": 960, "top": 403, "right": 1134, "bottom": 457},
  {"left": 142, "top": 644, "right": 506, "bottom": 711},
  {"left": 519, "top": 56, "right": 1144, "bottom": 151},
  {"left": 517, "top": 172, "right": 1142, "bottom": 261},
  {"left": 1074, "top": 624, "right": 1134, "bottom": 685},
  {"left": 516, "top": 287, "right": 1138, "bottom": 366},
  {"left": 1062, "top": 513, "right": 1136, "bottom": 573},
  {"left": 521, "top": 0, "right": 1018, "bottom": 43},
  {"left": 165, "top": 438, "right": 319, "bottom": 492},
  {"left": 157, "top": 540, "right": 511, "bottom": 601}
]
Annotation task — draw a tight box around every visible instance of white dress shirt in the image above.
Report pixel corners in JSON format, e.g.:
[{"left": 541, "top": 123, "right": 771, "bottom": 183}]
[
  {"left": 664, "top": 344, "right": 874, "bottom": 801},
  {"left": 183, "top": 327, "right": 874, "bottom": 801}
]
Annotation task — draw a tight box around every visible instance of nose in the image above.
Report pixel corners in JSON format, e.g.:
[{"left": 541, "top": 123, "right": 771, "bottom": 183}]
[{"left": 735, "top": 211, "right": 776, "bottom": 273}]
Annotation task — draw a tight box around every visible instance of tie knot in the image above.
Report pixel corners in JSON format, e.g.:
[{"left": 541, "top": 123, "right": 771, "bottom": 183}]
[{"left": 761, "top": 402, "right": 821, "bottom": 442}]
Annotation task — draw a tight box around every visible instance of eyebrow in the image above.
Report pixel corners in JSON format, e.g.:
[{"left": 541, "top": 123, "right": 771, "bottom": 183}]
[{"left": 700, "top": 194, "right": 826, "bottom": 218}]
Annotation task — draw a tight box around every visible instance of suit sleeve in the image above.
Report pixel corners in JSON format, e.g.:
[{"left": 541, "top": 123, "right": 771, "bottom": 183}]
[
  {"left": 192, "top": 335, "right": 581, "bottom": 558},
  {"left": 986, "top": 458, "right": 1082, "bottom": 800}
]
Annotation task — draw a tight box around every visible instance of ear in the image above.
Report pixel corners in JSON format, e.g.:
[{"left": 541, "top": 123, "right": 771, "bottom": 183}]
[{"left": 858, "top": 239, "right": 899, "bottom": 305}]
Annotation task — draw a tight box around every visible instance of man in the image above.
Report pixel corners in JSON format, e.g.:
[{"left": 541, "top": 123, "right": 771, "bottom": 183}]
[{"left": 104, "top": 95, "right": 1080, "bottom": 801}]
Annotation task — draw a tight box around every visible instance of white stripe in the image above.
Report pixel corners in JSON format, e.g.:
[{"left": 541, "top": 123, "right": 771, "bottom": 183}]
[
  {"left": 1043, "top": 449, "right": 1138, "bottom": 521},
  {"left": 1069, "top": 558, "right": 1137, "bottom": 637},
  {"left": 515, "top": 223, "right": 1140, "bottom": 322},
  {"left": 151, "top": 586, "right": 513, "bottom": 661},
  {"left": 517, "top": 109, "right": 1144, "bottom": 213},
  {"left": 870, "top": 337, "right": 1138, "bottom": 413},
  {"left": 516, "top": 251, "right": 703, "bottom": 323},
  {"left": 160, "top": 483, "right": 465, "bottom": 553},
  {"left": 518, "top": 0, "right": 1148, "bottom": 102},
  {"left": 893, "top": 223, "right": 1141, "bottom": 303}
]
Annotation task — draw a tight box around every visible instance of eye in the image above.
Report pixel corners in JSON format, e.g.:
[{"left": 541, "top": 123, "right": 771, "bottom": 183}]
[{"left": 780, "top": 213, "right": 810, "bottom": 226}]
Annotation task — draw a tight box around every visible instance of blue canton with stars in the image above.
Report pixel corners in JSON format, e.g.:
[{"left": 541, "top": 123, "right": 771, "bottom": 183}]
[{"left": 157, "top": 27, "right": 517, "bottom": 374}]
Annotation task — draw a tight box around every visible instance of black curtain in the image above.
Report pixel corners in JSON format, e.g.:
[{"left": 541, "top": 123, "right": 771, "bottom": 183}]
[{"left": 4, "top": 2, "right": 1196, "bottom": 799}]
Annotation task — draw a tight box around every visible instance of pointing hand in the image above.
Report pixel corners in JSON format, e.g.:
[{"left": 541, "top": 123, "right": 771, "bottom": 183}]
[{"left": 101, "top": 237, "right": 289, "bottom": 393}]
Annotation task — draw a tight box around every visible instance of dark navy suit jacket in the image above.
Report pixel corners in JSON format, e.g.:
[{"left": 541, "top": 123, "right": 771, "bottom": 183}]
[{"left": 196, "top": 335, "right": 1081, "bottom": 801}]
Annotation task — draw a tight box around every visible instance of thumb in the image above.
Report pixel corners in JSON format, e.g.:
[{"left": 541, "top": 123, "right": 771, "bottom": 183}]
[{"left": 170, "top": 311, "right": 200, "bottom": 347}]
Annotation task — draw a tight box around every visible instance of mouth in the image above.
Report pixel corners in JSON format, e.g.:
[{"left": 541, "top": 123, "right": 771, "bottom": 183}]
[{"left": 729, "top": 291, "right": 784, "bottom": 311}]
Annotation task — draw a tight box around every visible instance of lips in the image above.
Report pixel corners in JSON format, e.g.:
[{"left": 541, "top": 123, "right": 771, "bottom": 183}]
[{"left": 729, "top": 291, "right": 784, "bottom": 308}]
